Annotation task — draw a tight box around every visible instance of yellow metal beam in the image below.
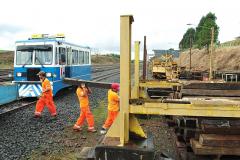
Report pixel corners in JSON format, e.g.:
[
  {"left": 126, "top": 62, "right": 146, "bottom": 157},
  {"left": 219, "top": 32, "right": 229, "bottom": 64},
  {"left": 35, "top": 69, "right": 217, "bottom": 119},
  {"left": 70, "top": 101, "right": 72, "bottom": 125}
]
[
  {"left": 129, "top": 101, "right": 240, "bottom": 117},
  {"left": 139, "top": 80, "right": 181, "bottom": 88},
  {"left": 120, "top": 15, "right": 134, "bottom": 144},
  {"left": 131, "top": 41, "right": 140, "bottom": 99}
]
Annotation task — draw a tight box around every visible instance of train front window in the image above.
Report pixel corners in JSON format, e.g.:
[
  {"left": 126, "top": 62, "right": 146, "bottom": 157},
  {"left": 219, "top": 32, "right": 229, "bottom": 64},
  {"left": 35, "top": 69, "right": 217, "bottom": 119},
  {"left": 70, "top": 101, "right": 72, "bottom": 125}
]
[
  {"left": 16, "top": 45, "right": 53, "bottom": 65},
  {"left": 35, "top": 45, "right": 53, "bottom": 65},
  {"left": 16, "top": 51, "right": 33, "bottom": 65}
]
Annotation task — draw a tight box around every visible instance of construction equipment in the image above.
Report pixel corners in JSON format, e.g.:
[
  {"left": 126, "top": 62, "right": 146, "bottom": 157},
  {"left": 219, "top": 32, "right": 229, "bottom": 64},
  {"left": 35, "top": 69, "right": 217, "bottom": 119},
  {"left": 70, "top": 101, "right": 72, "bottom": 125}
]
[
  {"left": 73, "top": 15, "right": 240, "bottom": 160},
  {"left": 151, "top": 53, "right": 180, "bottom": 80},
  {"left": 94, "top": 15, "right": 240, "bottom": 160}
]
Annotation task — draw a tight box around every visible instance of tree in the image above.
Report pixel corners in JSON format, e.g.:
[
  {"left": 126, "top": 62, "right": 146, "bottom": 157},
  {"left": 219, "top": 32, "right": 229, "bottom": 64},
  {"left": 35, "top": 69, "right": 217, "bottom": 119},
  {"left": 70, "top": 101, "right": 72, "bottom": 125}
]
[
  {"left": 195, "top": 12, "right": 219, "bottom": 49},
  {"left": 179, "top": 28, "right": 195, "bottom": 50},
  {"left": 179, "top": 12, "right": 220, "bottom": 50}
]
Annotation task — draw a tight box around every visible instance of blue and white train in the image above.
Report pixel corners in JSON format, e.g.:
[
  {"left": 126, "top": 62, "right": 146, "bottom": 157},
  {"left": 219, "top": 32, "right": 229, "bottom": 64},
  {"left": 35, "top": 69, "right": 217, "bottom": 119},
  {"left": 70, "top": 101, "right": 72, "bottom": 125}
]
[{"left": 13, "top": 34, "right": 91, "bottom": 97}]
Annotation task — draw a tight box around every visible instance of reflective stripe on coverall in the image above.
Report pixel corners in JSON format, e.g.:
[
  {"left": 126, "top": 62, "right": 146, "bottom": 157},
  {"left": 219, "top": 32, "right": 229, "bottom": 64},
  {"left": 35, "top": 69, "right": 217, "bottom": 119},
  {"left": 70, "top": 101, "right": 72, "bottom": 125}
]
[
  {"left": 75, "top": 87, "right": 95, "bottom": 129},
  {"left": 103, "top": 89, "right": 119, "bottom": 129},
  {"left": 35, "top": 78, "right": 57, "bottom": 116}
]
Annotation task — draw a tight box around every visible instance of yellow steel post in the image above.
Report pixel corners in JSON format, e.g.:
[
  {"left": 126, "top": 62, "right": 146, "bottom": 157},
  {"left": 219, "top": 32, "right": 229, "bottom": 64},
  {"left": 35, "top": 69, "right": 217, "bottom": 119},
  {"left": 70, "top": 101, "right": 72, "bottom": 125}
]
[
  {"left": 120, "top": 15, "right": 134, "bottom": 144},
  {"left": 132, "top": 41, "right": 140, "bottom": 99}
]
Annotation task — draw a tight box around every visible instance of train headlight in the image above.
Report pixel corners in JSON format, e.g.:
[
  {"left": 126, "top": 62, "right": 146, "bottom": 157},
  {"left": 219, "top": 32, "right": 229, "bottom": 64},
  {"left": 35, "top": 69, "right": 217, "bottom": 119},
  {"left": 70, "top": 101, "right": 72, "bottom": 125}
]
[
  {"left": 46, "top": 72, "right": 52, "bottom": 77},
  {"left": 16, "top": 72, "right": 22, "bottom": 77},
  {"left": 8, "top": 73, "right": 13, "bottom": 77},
  {"left": 53, "top": 74, "right": 57, "bottom": 78}
]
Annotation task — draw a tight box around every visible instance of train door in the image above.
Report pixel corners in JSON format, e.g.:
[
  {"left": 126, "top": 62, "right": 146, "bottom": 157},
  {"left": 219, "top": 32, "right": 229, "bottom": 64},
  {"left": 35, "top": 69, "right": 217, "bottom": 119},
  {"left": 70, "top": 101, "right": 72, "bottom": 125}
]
[
  {"left": 59, "top": 47, "right": 66, "bottom": 79},
  {"left": 65, "top": 47, "right": 72, "bottom": 77}
]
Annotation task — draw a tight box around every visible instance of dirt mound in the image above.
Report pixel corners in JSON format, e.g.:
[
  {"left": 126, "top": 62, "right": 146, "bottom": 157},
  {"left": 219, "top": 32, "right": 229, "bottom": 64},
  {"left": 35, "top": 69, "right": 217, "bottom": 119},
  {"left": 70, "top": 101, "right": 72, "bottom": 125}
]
[{"left": 179, "top": 46, "right": 240, "bottom": 71}]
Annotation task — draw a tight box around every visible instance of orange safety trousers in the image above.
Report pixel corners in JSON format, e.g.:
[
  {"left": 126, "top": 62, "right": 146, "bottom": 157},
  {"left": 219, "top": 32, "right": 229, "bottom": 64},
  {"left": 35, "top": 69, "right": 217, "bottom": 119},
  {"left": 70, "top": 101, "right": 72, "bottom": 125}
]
[
  {"left": 103, "top": 111, "right": 119, "bottom": 129},
  {"left": 35, "top": 96, "right": 57, "bottom": 116},
  {"left": 75, "top": 107, "right": 94, "bottom": 128}
]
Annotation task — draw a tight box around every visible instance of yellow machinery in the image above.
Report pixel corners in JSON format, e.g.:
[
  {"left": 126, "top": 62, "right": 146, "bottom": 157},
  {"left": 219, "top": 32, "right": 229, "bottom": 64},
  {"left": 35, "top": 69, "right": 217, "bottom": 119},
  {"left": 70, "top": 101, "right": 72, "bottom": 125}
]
[
  {"left": 151, "top": 53, "right": 179, "bottom": 80},
  {"left": 66, "top": 15, "right": 240, "bottom": 160},
  {"left": 92, "top": 15, "right": 240, "bottom": 160}
]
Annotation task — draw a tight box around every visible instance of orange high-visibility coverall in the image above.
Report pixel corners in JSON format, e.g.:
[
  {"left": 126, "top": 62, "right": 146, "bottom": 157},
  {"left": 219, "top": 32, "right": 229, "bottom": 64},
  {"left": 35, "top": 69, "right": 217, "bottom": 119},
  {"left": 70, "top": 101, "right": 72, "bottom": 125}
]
[
  {"left": 103, "top": 89, "right": 119, "bottom": 129},
  {"left": 35, "top": 78, "right": 57, "bottom": 116},
  {"left": 75, "top": 87, "right": 95, "bottom": 129}
]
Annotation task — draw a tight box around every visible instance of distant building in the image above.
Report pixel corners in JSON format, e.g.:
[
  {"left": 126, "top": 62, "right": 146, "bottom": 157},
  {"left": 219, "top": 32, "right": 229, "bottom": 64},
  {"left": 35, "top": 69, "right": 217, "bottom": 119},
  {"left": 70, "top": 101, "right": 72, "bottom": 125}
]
[{"left": 152, "top": 49, "right": 179, "bottom": 58}]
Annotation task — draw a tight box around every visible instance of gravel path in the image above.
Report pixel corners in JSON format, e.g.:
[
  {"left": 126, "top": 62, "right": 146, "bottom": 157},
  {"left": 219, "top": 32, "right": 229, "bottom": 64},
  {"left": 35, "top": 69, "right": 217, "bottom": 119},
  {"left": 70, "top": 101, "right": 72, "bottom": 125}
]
[{"left": 0, "top": 76, "right": 119, "bottom": 160}]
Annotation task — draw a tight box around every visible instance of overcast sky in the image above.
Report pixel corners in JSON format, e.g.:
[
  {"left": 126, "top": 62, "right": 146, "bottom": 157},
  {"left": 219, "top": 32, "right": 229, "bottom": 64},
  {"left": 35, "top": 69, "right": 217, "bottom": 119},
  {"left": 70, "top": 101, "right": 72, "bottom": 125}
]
[{"left": 1, "top": 0, "right": 240, "bottom": 54}]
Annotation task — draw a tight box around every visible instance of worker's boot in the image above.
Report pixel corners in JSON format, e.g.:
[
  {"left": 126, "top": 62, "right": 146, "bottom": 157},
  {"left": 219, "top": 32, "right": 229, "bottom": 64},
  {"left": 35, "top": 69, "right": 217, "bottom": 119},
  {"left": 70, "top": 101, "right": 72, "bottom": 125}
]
[
  {"left": 73, "top": 124, "right": 82, "bottom": 131},
  {"left": 100, "top": 127, "right": 107, "bottom": 135},
  {"left": 34, "top": 113, "right": 41, "bottom": 118},
  {"left": 87, "top": 127, "right": 97, "bottom": 133}
]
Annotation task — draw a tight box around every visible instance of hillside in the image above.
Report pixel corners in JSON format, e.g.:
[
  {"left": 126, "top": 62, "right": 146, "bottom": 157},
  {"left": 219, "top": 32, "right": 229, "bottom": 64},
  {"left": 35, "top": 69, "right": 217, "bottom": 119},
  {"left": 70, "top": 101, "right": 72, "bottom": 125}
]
[
  {"left": 91, "top": 54, "right": 119, "bottom": 64},
  {"left": 0, "top": 51, "right": 14, "bottom": 69},
  {"left": 0, "top": 51, "right": 119, "bottom": 68},
  {"left": 179, "top": 46, "right": 240, "bottom": 71}
]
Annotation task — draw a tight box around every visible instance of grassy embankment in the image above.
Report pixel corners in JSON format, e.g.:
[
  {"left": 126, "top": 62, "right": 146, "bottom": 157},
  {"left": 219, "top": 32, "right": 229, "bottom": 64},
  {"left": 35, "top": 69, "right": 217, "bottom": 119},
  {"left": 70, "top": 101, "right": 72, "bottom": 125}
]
[
  {"left": 0, "top": 50, "right": 14, "bottom": 69},
  {"left": 91, "top": 54, "right": 120, "bottom": 64},
  {"left": 0, "top": 51, "right": 119, "bottom": 69}
]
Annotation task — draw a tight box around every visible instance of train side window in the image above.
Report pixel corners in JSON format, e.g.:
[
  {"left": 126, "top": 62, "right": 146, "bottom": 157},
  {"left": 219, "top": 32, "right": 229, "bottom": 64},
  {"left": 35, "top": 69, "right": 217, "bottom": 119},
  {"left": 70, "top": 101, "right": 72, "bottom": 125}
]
[
  {"left": 59, "top": 47, "right": 66, "bottom": 65},
  {"left": 72, "top": 50, "right": 78, "bottom": 65},
  {"left": 67, "top": 47, "right": 72, "bottom": 65},
  {"left": 84, "top": 51, "right": 89, "bottom": 64},
  {"left": 79, "top": 51, "right": 84, "bottom": 64},
  {"left": 55, "top": 47, "right": 59, "bottom": 65}
]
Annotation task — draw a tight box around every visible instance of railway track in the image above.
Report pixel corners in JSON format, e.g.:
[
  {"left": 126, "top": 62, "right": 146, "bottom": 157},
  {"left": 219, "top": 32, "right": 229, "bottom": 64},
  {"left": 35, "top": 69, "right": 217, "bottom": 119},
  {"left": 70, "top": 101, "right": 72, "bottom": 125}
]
[
  {"left": 0, "top": 69, "right": 13, "bottom": 82},
  {"left": 91, "top": 64, "right": 119, "bottom": 73},
  {"left": 92, "top": 69, "right": 119, "bottom": 81},
  {"left": 0, "top": 98, "right": 37, "bottom": 115},
  {"left": 0, "top": 65, "right": 119, "bottom": 116}
]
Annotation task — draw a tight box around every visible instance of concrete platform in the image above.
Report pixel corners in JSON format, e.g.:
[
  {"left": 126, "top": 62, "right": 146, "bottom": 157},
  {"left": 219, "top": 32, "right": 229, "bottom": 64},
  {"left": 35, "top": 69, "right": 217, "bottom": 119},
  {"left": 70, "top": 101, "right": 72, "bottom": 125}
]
[{"left": 0, "top": 83, "right": 18, "bottom": 105}]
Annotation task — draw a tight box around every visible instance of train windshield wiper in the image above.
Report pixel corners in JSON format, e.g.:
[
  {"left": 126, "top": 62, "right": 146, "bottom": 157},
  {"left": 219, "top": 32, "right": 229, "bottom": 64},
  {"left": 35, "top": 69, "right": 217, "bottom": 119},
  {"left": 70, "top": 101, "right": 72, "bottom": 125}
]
[
  {"left": 22, "top": 57, "right": 32, "bottom": 68},
  {"left": 35, "top": 56, "right": 44, "bottom": 68}
]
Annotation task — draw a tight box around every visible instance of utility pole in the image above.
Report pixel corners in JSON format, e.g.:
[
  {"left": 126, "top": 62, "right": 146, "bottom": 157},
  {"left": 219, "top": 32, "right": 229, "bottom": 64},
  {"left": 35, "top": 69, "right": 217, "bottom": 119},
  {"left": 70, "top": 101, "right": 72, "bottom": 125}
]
[
  {"left": 189, "top": 35, "right": 192, "bottom": 72},
  {"left": 209, "top": 26, "right": 214, "bottom": 80},
  {"left": 179, "top": 44, "right": 182, "bottom": 67}
]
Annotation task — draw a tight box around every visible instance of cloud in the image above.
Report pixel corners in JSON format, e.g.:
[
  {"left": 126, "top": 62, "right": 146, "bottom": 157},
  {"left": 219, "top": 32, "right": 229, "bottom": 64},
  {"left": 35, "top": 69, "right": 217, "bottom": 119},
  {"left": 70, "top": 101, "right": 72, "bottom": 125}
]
[
  {"left": 0, "top": 24, "right": 26, "bottom": 36},
  {"left": 0, "top": 0, "right": 240, "bottom": 51}
]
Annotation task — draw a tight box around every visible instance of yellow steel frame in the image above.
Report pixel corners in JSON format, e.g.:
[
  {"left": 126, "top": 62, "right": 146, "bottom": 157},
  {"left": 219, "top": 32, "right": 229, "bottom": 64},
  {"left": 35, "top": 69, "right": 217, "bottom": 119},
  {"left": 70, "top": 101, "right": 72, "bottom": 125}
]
[
  {"left": 104, "top": 15, "right": 240, "bottom": 146},
  {"left": 139, "top": 80, "right": 180, "bottom": 88},
  {"left": 129, "top": 102, "right": 240, "bottom": 118}
]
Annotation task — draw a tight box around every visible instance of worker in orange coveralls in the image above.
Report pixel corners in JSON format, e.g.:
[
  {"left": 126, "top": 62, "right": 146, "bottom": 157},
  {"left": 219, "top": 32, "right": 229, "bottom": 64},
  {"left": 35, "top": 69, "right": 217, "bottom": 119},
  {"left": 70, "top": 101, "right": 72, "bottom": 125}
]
[
  {"left": 100, "top": 83, "right": 120, "bottom": 134},
  {"left": 34, "top": 71, "right": 57, "bottom": 118},
  {"left": 73, "top": 83, "right": 96, "bottom": 132}
]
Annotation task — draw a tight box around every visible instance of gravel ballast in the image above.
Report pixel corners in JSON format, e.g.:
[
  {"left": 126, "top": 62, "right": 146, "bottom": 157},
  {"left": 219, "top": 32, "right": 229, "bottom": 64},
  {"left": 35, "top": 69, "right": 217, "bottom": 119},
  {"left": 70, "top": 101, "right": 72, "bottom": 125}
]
[
  {"left": 0, "top": 75, "right": 178, "bottom": 160},
  {"left": 0, "top": 76, "right": 118, "bottom": 160}
]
